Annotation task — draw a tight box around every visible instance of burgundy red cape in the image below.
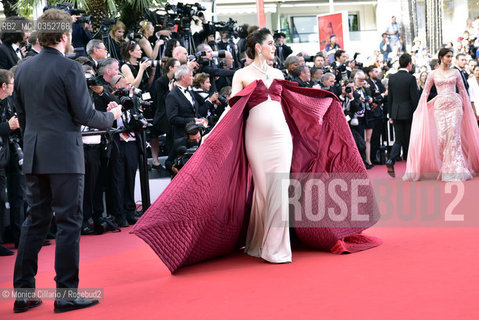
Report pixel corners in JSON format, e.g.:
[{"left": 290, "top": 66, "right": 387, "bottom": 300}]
[{"left": 131, "top": 80, "right": 381, "bottom": 273}]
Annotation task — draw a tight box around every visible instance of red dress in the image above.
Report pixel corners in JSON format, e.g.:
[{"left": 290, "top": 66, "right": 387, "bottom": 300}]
[{"left": 131, "top": 79, "right": 382, "bottom": 273}]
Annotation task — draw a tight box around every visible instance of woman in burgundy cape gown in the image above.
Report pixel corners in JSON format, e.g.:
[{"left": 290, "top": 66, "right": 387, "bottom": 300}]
[{"left": 131, "top": 29, "right": 381, "bottom": 273}]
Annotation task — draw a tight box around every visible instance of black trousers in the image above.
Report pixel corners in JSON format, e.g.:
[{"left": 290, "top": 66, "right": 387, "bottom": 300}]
[
  {"left": 110, "top": 139, "right": 138, "bottom": 220},
  {"left": 14, "top": 174, "right": 84, "bottom": 290},
  {"left": 83, "top": 145, "right": 102, "bottom": 224},
  {"left": 389, "top": 119, "right": 412, "bottom": 164},
  {"left": 0, "top": 148, "right": 25, "bottom": 246}
]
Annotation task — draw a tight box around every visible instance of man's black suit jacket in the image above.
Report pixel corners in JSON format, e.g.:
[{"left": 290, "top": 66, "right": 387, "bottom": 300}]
[
  {"left": 151, "top": 75, "right": 172, "bottom": 134},
  {"left": 0, "top": 43, "right": 20, "bottom": 70},
  {"left": 14, "top": 47, "right": 115, "bottom": 174},
  {"left": 388, "top": 70, "right": 419, "bottom": 120},
  {"left": 165, "top": 86, "right": 198, "bottom": 140}
]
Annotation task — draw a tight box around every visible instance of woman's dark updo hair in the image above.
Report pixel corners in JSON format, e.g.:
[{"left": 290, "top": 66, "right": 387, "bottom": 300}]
[
  {"left": 120, "top": 41, "right": 138, "bottom": 61},
  {"left": 245, "top": 28, "right": 272, "bottom": 59},
  {"left": 438, "top": 48, "right": 453, "bottom": 64}
]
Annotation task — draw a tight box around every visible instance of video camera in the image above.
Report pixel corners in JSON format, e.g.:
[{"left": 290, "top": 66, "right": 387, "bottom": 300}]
[
  {"left": 174, "top": 145, "right": 199, "bottom": 171},
  {"left": 114, "top": 87, "right": 151, "bottom": 131},
  {"left": 44, "top": 2, "right": 91, "bottom": 24}
]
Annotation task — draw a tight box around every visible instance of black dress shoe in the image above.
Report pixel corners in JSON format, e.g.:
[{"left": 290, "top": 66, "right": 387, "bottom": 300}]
[
  {"left": 42, "top": 240, "right": 51, "bottom": 246},
  {"left": 13, "top": 298, "right": 42, "bottom": 313},
  {"left": 0, "top": 245, "right": 14, "bottom": 256},
  {"left": 81, "top": 225, "right": 95, "bottom": 235},
  {"left": 46, "top": 232, "right": 56, "bottom": 239},
  {"left": 385, "top": 159, "right": 396, "bottom": 178},
  {"left": 116, "top": 217, "right": 129, "bottom": 228},
  {"left": 54, "top": 297, "right": 99, "bottom": 313}
]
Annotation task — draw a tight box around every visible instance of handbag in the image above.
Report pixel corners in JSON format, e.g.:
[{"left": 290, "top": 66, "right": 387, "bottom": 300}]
[{"left": 0, "top": 136, "right": 10, "bottom": 168}]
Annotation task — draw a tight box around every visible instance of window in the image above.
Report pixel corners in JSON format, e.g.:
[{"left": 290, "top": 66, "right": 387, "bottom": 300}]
[
  {"left": 348, "top": 13, "right": 359, "bottom": 31},
  {"left": 290, "top": 16, "right": 318, "bottom": 43}
]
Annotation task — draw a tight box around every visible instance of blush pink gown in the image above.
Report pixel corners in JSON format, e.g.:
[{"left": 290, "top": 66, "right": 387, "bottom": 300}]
[{"left": 403, "top": 70, "right": 479, "bottom": 181}]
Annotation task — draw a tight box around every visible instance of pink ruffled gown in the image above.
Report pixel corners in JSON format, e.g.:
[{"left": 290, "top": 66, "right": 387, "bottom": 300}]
[{"left": 403, "top": 70, "right": 479, "bottom": 181}]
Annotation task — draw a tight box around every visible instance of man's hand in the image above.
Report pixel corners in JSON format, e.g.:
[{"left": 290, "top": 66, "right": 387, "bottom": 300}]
[
  {"left": 209, "top": 92, "right": 219, "bottom": 103},
  {"left": 195, "top": 118, "right": 208, "bottom": 127},
  {"left": 8, "top": 116, "right": 19, "bottom": 130},
  {"left": 187, "top": 59, "right": 199, "bottom": 70},
  {"left": 89, "top": 85, "right": 104, "bottom": 94},
  {"left": 107, "top": 102, "right": 123, "bottom": 120},
  {"left": 171, "top": 165, "right": 179, "bottom": 175},
  {"left": 389, "top": 118, "right": 393, "bottom": 124}
]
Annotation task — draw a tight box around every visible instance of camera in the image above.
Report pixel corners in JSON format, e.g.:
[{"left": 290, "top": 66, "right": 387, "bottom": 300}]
[
  {"left": 350, "top": 115, "right": 359, "bottom": 126},
  {"left": 114, "top": 87, "right": 150, "bottom": 131},
  {"left": 85, "top": 73, "right": 102, "bottom": 87},
  {"left": 212, "top": 50, "right": 226, "bottom": 59},
  {"left": 127, "top": 32, "right": 143, "bottom": 41},
  {"left": 9, "top": 136, "right": 23, "bottom": 169},
  {"left": 218, "top": 94, "right": 228, "bottom": 105},
  {"left": 173, "top": 145, "right": 199, "bottom": 171},
  {"left": 345, "top": 86, "right": 353, "bottom": 94},
  {"left": 76, "top": 16, "right": 91, "bottom": 24},
  {"left": 140, "top": 56, "right": 161, "bottom": 68},
  {"left": 193, "top": 50, "right": 209, "bottom": 64}
]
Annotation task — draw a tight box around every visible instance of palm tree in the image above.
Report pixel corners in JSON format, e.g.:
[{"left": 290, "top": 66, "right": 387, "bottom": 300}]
[
  {"left": 2, "top": 0, "right": 19, "bottom": 17},
  {"left": 13, "top": 0, "right": 166, "bottom": 33}
]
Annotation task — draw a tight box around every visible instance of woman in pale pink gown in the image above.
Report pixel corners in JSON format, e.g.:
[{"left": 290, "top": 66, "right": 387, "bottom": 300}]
[{"left": 403, "top": 48, "right": 479, "bottom": 181}]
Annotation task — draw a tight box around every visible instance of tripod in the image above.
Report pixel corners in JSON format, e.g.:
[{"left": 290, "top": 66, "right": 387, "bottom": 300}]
[{"left": 94, "top": 25, "right": 121, "bottom": 61}]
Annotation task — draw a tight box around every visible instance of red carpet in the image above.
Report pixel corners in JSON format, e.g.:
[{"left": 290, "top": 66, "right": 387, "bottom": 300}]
[{"left": 1, "top": 162, "right": 479, "bottom": 319}]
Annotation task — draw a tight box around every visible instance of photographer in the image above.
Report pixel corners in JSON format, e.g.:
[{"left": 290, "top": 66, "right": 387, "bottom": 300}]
[
  {"left": 320, "top": 73, "right": 341, "bottom": 96},
  {"left": 0, "top": 70, "right": 23, "bottom": 255},
  {"left": 331, "top": 50, "right": 350, "bottom": 82},
  {"left": 340, "top": 79, "right": 366, "bottom": 165},
  {"left": 365, "top": 66, "right": 387, "bottom": 166},
  {"left": 109, "top": 74, "right": 142, "bottom": 227},
  {"left": 151, "top": 58, "right": 180, "bottom": 158},
  {"left": 120, "top": 41, "right": 156, "bottom": 91},
  {"left": 283, "top": 55, "right": 300, "bottom": 80},
  {"left": 108, "top": 21, "right": 127, "bottom": 62},
  {"left": 86, "top": 39, "right": 108, "bottom": 70},
  {"left": 165, "top": 121, "right": 203, "bottom": 176},
  {"left": 0, "top": 16, "right": 28, "bottom": 70},
  {"left": 196, "top": 43, "right": 237, "bottom": 92},
  {"left": 215, "top": 51, "right": 235, "bottom": 91},
  {"left": 71, "top": 14, "right": 93, "bottom": 57},
  {"left": 293, "top": 65, "right": 314, "bottom": 88},
  {"left": 191, "top": 72, "right": 219, "bottom": 118},
  {"left": 274, "top": 32, "right": 293, "bottom": 69},
  {"left": 217, "top": 31, "right": 240, "bottom": 68},
  {"left": 352, "top": 71, "right": 372, "bottom": 166},
  {"left": 172, "top": 46, "right": 199, "bottom": 70},
  {"left": 138, "top": 20, "right": 164, "bottom": 60},
  {"left": 25, "top": 31, "right": 42, "bottom": 57}
]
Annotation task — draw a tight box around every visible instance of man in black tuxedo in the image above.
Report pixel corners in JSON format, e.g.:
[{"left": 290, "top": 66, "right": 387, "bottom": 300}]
[
  {"left": 0, "top": 17, "right": 27, "bottom": 70},
  {"left": 454, "top": 53, "right": 469, "bottom": 93},
  {"left": 25, "top": 31, "right": 42, "bottom": 58},
  {"left": 386, "top": 53, "right": 419, "bottom": 177},
  {"left": 166, "top": 65, "right": 206, "bottom": 140},
  {"left": 12, "top": 9, "right": 122, "bottom": 314}
]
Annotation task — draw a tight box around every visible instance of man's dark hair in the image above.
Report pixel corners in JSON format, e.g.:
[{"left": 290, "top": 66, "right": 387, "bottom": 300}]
[
  {"left": 29, "top": 31, "right": 39, "bottom": 46},
  {"left": 0, "top": 69, "right": 14, "bottom": 87},
  {"left": 334, "top": 50, "right": 345, "bottom": 61},
  {"left": 163, "top": 58, "right": 179, "bottom": 74},
  {"left": 366, "top": 65, "right": 378, "bottom": 76},
  {"left": 398, "top": 53, "right": 412, "bottom": 68},
  {"left": 0, "top": 16, "right": 28, "bottom": 44},
  {"left": 192, "top": 72, "right": 209, "bottom": 88},
  {"left": 455, "top": 53, "right": 466, "bottom": 60},
  {"left": 273, "top": 32, "right": 286, "bottom": 40},
  {"left": 382, "top": 32, "right": 388, "bottom": 38},
  {"left": 37, "top": 9, "right": 72, "bottom": 47},
  {"left": 296, "top": 65, "right": 308, "bottom": 74}
]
